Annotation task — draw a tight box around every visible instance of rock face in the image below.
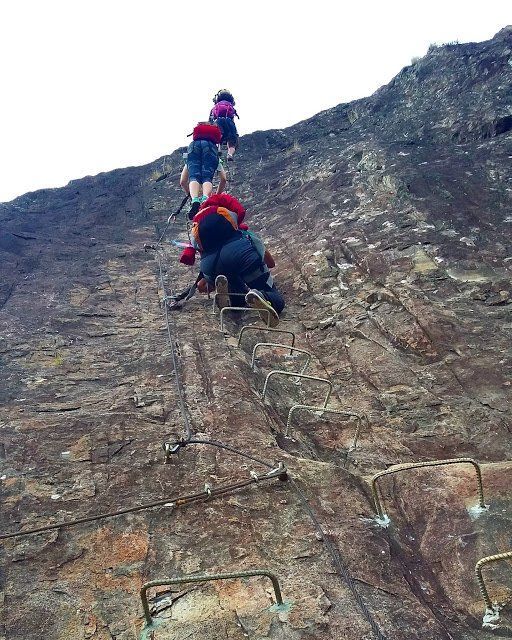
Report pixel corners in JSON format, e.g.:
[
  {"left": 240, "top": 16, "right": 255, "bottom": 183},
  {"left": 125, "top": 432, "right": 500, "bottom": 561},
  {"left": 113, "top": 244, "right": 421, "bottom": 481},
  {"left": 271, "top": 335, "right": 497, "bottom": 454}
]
[{"left": 1, "top": 27, "right": 512, "bottom": 640}]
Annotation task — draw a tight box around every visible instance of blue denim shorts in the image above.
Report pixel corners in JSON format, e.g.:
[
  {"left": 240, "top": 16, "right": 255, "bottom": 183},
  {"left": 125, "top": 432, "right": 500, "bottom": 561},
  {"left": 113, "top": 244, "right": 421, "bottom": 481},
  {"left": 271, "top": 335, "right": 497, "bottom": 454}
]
[
  {"left": 186, "top": 139, "right": 219, "bottom": 184},
  {"left": 215, "top": 117, "right": 239, "bottom": 146}
]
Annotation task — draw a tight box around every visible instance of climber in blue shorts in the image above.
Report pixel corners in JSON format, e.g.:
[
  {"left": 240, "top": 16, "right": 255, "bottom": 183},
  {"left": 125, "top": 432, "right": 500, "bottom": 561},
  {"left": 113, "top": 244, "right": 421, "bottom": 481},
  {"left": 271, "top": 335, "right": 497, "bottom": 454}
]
[{"left": 185, "top": 122, "right": 223, "bottom": 219}]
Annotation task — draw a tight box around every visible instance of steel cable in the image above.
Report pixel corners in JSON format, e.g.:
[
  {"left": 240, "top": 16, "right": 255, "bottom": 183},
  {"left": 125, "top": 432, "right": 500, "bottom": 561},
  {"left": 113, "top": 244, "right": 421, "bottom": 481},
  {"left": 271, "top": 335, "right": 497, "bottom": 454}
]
[
  {"left": 155, "top": 248, "right": 193, "bottom": 442},
  {"left": 5, "top": 190, "right": 386, "bottom": 640},
  {"left": 153, "top": 227, "right": 386, "bottom": 638},
  {"left": 289, "top": 478, "right": 388, "bottom": 640},
  {"left": 165, "top": 438, "right": 276, "bottom": 470},
  {"left": 0, "top": 470, "right": 283, "bottom": 541},
  {"left": 154, "top": 194, "right": 189, "bottom": 248}
]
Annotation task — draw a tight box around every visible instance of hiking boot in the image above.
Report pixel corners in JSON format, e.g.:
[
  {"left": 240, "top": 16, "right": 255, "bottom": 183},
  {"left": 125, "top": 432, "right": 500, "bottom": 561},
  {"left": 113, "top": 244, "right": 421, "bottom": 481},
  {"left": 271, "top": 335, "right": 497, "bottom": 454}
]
[
  {"left": 245, "top": 289, "right": 279, "bottom": 327},
  {"left": 188, "top": 200, "right": 201, "bottom": 220},
  {"left": 215, "top": 275, "right": 230, "bottom": 310}
]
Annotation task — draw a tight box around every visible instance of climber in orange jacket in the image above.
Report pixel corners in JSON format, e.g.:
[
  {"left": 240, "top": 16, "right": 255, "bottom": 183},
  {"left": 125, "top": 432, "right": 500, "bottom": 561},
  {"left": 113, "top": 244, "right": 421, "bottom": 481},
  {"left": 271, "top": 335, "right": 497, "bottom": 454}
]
[{"left": 178, "top": 194, "right": 283, "bottom": 326}]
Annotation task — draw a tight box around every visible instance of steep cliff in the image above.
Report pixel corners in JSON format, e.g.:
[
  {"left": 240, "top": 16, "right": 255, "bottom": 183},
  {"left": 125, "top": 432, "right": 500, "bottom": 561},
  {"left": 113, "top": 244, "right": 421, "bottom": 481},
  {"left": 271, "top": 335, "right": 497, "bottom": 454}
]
[{"left": 1, "top": 28, "right": 511, "bottom": 640}]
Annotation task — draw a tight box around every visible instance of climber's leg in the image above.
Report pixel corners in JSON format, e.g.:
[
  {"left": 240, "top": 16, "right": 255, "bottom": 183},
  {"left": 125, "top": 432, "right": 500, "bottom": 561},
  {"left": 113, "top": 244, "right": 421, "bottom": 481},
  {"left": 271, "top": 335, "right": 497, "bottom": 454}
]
[
  {"left": 216, "top": 162, "right": 227, "bottom": 194},
  {"left": 186, "top": 140, "right": 204, "bottom": 217},
  {"left": 179, "top": 165, "right": 189, "bottom": 194}
]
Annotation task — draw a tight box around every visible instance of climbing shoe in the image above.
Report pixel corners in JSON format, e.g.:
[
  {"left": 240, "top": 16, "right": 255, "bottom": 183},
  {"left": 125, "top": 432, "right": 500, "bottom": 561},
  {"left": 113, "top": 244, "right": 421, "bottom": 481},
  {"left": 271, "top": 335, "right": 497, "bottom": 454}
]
[
  {"left": 245, "top": 289, "right": 279, "bottom": 327},
  {"left": 188, "top": 199, "right": 201, "bottom": 220},
  {"left": 215, "top": 275, "right": 230, "bottom": 310}
]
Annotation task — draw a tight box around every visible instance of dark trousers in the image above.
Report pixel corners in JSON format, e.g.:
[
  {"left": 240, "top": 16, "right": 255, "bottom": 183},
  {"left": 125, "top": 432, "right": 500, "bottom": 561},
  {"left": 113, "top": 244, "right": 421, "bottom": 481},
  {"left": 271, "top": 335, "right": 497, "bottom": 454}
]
[
  {"left": 215, "top": 117, "right": 238, "bottom": 146},
  {"left": 247, "top": 273, "right": 285, "bottom": 314},
  {"left": 200, "top": 236, "right": 285, "bottom": 313}
]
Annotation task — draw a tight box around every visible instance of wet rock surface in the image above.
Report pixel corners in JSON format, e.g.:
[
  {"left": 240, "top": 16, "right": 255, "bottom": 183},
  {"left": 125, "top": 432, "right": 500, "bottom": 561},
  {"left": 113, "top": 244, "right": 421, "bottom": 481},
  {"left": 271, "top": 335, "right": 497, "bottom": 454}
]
[{"left": 1, "top": 28, "right": 512, "bottom": 640}]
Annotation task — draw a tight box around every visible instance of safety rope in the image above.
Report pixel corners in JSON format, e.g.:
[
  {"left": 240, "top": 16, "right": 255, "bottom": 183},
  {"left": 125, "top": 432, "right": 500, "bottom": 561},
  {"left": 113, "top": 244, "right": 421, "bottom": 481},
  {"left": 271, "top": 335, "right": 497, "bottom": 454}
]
[
  {"left": 155, "top": 248, "right": 193, "bottom": 442},
  {"left": 164, "top": 438, "right": 277, "bottom": 470},
  {"left": 0, "top": 468, "right": 284, "bottom": 540},
  {"left": 153, "top": 194, "right": 189, "bottom": 248}
]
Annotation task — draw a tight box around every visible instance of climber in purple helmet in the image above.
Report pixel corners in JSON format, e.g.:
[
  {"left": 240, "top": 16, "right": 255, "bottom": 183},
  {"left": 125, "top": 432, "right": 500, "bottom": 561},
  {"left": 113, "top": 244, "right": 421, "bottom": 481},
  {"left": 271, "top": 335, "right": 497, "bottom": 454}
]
[{"left": 209, "top": 89, "right": 239, "bottom": 162}]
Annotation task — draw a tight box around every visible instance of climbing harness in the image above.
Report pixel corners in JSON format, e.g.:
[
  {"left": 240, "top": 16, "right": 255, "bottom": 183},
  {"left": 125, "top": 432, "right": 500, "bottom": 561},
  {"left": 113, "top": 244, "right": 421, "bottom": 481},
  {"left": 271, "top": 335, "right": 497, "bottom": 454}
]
[{"left": 371, "top": 457, "right": 486, "bottom": 522}]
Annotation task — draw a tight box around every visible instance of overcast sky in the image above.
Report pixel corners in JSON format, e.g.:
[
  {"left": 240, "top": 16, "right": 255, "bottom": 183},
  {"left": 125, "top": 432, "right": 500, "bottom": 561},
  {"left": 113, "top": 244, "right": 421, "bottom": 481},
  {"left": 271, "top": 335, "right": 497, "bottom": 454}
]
[{"left": 0, "top": 1, "right": 510, "bottom": 203}]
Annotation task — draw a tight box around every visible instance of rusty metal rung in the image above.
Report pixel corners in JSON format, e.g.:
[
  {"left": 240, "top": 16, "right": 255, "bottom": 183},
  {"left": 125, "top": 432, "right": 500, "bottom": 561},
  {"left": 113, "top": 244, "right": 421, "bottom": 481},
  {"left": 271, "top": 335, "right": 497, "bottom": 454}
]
[
  {"left": 371, "top": 457, "right": 486, "bottom": 522},
  {"left": 212, "top": 292, "right": 246, "bottom": 314},
  {"left": 251, "top": 343, "right": 312, "bottom": 375},
  {"left": 285, "top": 405, "right": 365, "bottom": 450},
  {"left": 141, "top": 569, "right": 284, "bottom": 625},
  {"left": 475, "top": 550, "right": 512, "bottom": 612},
  {"left": 220, "top": 307, "right": 271, "bottom": 331},
  {"left": 238, "top": 326, "right": 296, "bottom": 351},
  {"left": 261, "top": 370, "right": 332, "bottom": 407}
]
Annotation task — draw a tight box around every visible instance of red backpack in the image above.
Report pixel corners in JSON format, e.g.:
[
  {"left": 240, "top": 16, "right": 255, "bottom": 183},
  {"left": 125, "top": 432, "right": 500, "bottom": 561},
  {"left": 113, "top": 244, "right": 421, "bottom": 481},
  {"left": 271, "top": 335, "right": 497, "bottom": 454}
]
[{"left": 192, "top": 122, "right": 222, "bottom": 144}]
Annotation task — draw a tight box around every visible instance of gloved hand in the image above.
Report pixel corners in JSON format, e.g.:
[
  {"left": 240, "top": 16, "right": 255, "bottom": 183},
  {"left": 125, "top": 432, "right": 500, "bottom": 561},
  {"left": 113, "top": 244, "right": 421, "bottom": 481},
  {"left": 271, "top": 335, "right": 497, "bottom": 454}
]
[{"left": 180, "top": 246, "right": 196, "bottom": 265}]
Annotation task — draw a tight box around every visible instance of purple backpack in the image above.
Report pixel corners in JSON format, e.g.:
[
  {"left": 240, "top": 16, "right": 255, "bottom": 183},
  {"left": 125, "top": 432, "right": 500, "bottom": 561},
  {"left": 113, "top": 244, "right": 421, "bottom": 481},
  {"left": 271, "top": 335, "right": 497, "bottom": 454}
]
[{"left": 211, "top": 100, "right": 237, "bottom": 120}]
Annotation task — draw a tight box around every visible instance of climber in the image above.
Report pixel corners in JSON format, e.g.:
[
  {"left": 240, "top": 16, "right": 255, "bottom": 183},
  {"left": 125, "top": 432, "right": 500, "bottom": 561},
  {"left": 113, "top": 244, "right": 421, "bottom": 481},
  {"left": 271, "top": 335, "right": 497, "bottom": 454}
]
[
  {"left": 179, "top": 157, "right": 227, "bottom": 199},
  {"left": 179, "top": 193, "right": 246, "bottom": 264},
  {"left": 179, "top": 194, "right": 284, "bottom": 326},
  {"left": 209, "top": 89, "right": 239, "bottom": 162},
  {"left": 185, "top": 121, "right": 223, "bottom": 218},
  {"left": 180, "top": 226, "right": 276, "bottom": 302}
]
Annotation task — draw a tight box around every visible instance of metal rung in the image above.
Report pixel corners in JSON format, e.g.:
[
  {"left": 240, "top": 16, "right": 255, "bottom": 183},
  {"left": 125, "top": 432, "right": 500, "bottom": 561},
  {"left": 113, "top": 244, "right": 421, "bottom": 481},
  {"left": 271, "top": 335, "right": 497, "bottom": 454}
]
[
  {"left": 238, "top": 326, "right": 296, "bottom": 351},
  {"left": 251, "top": 343, "right": 312, "bottom": 374},
  {"left": 371, "top": 457, "right": 486, "bottom": 522},
  {"left": 141, "top": 569, "right": 285, "bottom": 625},
  {"left": 220, "top": 307, "right": 270, "bottom": 331},
  {"left": 285, "top": 405, "right": 365, "bottom": 450},
  {"left": 475, "top": 550, "right": 512, "bottom": 612},
  {"left": 212, "top": 292, "right": 246, "bottom": 314},
  {"left": 261, "top": 370, "right": 332, "bottom": 407}
]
